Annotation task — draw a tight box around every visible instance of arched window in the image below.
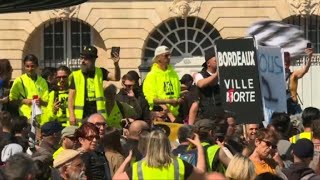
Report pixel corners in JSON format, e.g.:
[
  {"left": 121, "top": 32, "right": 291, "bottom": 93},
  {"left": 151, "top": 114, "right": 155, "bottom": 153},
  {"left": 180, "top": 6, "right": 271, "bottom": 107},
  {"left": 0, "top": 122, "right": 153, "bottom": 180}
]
[
  {"left": 284, "top": 15, "right": 320, "bottom": 53},
  {"left": 144, "top": 17, "right": 221, "bottom": 59},
  {"left": 42, "top": 19, "right": 91, "bottom": 69}
]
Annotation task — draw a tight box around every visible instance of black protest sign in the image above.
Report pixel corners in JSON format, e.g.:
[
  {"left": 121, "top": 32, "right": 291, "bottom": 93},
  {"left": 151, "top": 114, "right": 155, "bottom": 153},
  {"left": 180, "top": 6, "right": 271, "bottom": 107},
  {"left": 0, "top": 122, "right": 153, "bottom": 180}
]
[{"left": 216, "top": 38, "right": 263, "bottom": 124}]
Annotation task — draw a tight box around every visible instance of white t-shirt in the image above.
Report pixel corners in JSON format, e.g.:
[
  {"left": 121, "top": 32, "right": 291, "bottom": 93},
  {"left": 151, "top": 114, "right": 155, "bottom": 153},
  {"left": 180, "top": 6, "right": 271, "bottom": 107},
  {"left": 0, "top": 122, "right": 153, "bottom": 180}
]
[{"left": 194, "top": 71, "right": 213, "bottom": 85}]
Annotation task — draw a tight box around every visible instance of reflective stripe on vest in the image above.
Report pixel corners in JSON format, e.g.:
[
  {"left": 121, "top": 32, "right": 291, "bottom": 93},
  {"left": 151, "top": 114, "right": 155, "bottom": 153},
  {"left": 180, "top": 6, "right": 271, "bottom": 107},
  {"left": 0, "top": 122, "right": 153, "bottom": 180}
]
[
  {"left": 73, "top": 68, "right": 106, "bottom": 121},
  {"left": 133, "top": 158, "right": 184, "bottom": 180},
  {"left": 290, "top": 132, "right": 312, "bottom": 144}
]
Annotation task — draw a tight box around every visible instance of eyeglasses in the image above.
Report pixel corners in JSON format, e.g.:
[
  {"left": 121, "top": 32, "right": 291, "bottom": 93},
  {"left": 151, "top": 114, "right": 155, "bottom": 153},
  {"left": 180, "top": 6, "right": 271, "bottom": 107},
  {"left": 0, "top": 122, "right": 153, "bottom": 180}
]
[
  {"left": 56, "top": 75, "right": 68, "bottom": 79},
  {"left": 262, "top": 139, "right": 277, "bottom": 149},
  {"left": 95, "top": 122, "right": 107, "bottom": 128},
  {"left": 84, "top": 135, "right": 100, "bottom": 141}
]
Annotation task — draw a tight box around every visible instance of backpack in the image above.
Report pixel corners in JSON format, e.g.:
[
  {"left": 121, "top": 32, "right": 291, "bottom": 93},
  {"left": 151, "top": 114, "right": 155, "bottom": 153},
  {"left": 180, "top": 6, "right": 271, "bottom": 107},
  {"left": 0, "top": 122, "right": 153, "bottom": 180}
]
[{"left": 178, "top": 145, "right": 211, "bottom": 167}]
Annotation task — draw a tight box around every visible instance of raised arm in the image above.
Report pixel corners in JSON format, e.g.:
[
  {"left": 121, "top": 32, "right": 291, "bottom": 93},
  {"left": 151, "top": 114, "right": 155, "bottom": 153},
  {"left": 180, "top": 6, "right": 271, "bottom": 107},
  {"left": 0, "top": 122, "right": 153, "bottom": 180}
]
[
  {"left": 107, "top": 52, "right": 121, "bottom": 81},
  {"left": 292, "top": 48, "right": 313, "bottom": 79},
  {"left": 196, "top": 72, "right": 219, "bottom": 88}
]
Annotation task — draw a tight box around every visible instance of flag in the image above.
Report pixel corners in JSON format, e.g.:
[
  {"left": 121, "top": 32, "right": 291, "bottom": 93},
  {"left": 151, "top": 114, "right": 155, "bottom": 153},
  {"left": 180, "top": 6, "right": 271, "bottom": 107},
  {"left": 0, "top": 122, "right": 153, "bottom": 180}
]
[
  {"left": 248, "top": 20, "right": 309, "bottom": 58},
  {"left": 29, "top": 100, "right": 42, "bottom": 149}
]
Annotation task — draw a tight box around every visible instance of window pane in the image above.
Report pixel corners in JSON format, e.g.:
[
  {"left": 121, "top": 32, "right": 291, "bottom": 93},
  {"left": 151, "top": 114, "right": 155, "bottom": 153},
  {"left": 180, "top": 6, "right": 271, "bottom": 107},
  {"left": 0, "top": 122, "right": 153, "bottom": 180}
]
[
  {"left": 81, "top": 23, "right": 90, "bottom": 33},
  {"left": 55, "top": 34, "right": 64, "bottom": 46},
  {"left": 72, "top": 47, "right": 80, "bottom": 59},
  {"left": 72, "top": 33, "right": 80, "bottom": 46},
  {"left": 55, "top": 21, "right": 63, "bottom": 33},
  {"left": 55, "top": 47, "right": 64, "bottom": 61},
  {"left": 44, "top": 47, "right": 53, "bottom": 60},
  {"left": 44, "top": 34, "right": 53, "bottom": 46},
  {"left": 71, "top": 21, "right": 80, "bottom": 33},
  {"left": 82, "top": 34, "right": 91, "bottom": 46}
]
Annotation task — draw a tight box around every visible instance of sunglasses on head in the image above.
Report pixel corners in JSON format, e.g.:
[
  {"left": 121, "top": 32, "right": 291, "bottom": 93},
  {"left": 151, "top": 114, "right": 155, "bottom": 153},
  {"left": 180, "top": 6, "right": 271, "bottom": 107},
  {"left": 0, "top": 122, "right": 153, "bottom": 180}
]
[
  {"left": 262, "top": 139, "right": 277, "bottom": 149},
  {"left": 85, "top": 135, "right": 100, "bottom": 141}
]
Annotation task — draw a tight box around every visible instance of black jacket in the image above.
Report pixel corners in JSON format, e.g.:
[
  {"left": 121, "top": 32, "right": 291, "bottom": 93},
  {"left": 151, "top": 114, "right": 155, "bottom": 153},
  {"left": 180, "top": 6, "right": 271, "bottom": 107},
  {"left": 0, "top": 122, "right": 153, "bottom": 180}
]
[
  {"left": 282, "top": 162, "right": 320, "bottom": 180},
  {"left": 81, "top": 149, "right": 112, "bottom": 180}
]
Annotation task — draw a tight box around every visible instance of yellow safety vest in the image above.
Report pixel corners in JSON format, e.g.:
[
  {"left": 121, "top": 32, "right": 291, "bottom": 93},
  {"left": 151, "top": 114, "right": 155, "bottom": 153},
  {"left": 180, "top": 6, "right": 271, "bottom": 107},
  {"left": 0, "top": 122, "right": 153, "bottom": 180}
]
[
  {"left": 132, "top": 158, "right": 185, "bottom": 180},
  {"left": 289, "top": 132, "right": 312, "bottom": 144},
  {"left": 73, "top": 68, "right": 106, "bottom": 123},
  {"left": 9, "top": 74, "right": 48, "bottom": 123},
  {"left": 44, "top": 90, "right": 70, "bottom": 126},
  {"left": 201, "top": 142, "right": 225, "bottom": 173}
]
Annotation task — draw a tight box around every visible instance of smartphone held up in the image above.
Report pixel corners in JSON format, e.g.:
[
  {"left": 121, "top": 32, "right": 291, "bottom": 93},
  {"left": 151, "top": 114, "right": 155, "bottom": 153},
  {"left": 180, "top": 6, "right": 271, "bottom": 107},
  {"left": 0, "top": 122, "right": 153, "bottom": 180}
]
[{"left": 111, "top": 46, "right": 120, "bottom": 58}]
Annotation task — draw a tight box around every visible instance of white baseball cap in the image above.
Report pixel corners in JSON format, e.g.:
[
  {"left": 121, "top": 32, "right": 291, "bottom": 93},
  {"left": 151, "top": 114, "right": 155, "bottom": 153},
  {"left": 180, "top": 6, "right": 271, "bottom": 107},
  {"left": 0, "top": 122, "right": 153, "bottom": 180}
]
[{"left": 152, "top": 46, "right": 170, "bottom": 63}]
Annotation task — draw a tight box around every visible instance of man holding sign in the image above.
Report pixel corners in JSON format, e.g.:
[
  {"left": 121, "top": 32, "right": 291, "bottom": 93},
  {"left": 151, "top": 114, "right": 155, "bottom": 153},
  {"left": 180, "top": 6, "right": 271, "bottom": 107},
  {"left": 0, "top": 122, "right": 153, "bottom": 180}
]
[{"left": 194, "top": 50, "right": 223, "bottom": 120}]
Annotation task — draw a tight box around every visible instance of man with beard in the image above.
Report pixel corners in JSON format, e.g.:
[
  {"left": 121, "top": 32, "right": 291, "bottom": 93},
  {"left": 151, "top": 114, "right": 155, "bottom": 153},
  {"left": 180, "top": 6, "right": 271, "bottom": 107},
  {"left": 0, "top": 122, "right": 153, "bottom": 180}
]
[
  {"left": 195, "top": 50, "right": 223, "bottom": 120},
  {"left": 68, "top": 46, "right": 121, "bottom": 126},
  {"left": 53, "top": 149, "right": 86, "bottom": 180}
]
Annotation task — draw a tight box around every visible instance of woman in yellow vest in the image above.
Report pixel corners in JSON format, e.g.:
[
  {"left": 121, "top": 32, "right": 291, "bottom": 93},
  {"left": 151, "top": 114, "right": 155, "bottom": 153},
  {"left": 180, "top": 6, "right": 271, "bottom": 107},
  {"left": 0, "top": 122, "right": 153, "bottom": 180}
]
[
  {"left": 44, "top": 65, "right": 71, "bottom": 126},
  {"left": 113, "top": 130, "right": 205, "bottom": 180},
  {"left": 9, "top": 54, "right": 48, "bottom": 123}
]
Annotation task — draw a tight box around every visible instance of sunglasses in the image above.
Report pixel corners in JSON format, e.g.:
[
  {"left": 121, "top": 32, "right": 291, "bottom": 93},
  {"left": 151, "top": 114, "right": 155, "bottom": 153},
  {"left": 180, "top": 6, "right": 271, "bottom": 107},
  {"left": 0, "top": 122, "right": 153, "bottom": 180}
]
[
  {"left": 123, "top": 84, "right": 134, "bottom": 88},
  {"left": 85, "top": 135, "right": 100, "bottom": 141},
  {"left": 56, "top": 75, "right": 68, "bottom": 79},
  {"left": 262, "top": 139, "right": 277, "bottom": 149}
]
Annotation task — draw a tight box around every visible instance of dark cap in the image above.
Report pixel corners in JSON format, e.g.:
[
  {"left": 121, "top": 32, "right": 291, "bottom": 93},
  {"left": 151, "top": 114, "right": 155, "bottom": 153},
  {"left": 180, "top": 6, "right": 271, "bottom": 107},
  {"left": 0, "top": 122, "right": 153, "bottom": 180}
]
[
  {"left": 80, "top": 45, "right": 98, "bottom": 59},
  {"left": 41, "top": 121, "right": 63, "bottom": 136},
  {"left": 194, "top": 119, "right": 215, "bottom": 132},
  {"left": 293, "top": 139, "right": 314, "bottom": 159},
  {"left": 202, "top": 50, "right": 216, "bottom": 68},
  {"left": 127, "top": 70, "right": 140, "bottom": 83}
]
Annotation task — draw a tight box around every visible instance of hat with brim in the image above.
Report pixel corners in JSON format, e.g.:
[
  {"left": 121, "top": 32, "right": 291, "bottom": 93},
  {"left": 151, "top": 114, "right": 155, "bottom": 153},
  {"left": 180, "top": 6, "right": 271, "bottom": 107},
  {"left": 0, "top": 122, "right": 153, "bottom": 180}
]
[
  {"left": 194, "top": 119, "right": 215, "bottom": 132},
  {"left": 202, "top": 50, "right": 216, "bottom": 68},
  {"left": 53, "top": 149, "right": 81, "bottom": 168},
  {"left": 152, "top": 46, "right": 170, "bottom": 63},
  {"left": 80, "top": 45, "right": 98, "bottom": 59}
]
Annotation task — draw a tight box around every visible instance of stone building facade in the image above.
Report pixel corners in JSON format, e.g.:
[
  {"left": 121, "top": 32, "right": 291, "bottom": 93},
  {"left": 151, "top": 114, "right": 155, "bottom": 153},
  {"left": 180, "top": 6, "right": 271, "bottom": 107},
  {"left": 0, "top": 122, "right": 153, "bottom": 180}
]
[{"left": 0, "top": 0, "right": 320, "bottom": 108}]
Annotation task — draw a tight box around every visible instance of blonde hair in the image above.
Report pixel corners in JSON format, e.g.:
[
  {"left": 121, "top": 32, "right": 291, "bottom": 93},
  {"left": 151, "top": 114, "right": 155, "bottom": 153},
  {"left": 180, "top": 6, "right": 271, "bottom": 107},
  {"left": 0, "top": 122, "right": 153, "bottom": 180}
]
[
  {"left": 225, "top": 154, "right": 256, "bottom": 180},
  {"left": 145, "top": 130, "right": 173, "bottom": 168}
]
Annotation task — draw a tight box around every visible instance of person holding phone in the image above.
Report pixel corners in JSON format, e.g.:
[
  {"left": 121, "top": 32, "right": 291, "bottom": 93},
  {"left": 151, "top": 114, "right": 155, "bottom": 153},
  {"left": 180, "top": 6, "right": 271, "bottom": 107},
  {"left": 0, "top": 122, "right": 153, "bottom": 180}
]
[
  {"left": 68, "top": 46, "right": 121, "bottom": 126},
  {"left": 284, "top": 44, "right": 313, "bottom": 115},
  {"left": 44, "top": 66, "right": 71, "bottom": 126}
]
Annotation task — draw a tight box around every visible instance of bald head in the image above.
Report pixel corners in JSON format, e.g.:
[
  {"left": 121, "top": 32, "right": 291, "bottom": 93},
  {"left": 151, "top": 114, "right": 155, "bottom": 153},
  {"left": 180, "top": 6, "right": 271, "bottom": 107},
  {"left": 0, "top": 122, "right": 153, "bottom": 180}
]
[
  {"left": 88, "top": 113, "right": 107, "bottom": 138},
  {"left": 128, "top": 120, "right": 149, "bottom": 139},
  {"left": 205, "top": 172, "right": 226, "bottom": 180}
]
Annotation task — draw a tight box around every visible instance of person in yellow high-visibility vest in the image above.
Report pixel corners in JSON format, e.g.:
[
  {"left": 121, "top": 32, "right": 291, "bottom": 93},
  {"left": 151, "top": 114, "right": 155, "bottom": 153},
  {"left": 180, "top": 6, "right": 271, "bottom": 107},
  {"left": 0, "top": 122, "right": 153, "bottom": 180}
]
[
  {"left": 68, "top": 46, "right": 121, "bottom": 126},
  {"left": 113, "top": 130, "right": 205, "bottom": 180},
  {"left": 9, "top": 54, "right": 49, "bottom": 123},
  {"left": 290, "top": 107, "right": 320, "bottom": 144},
  {"left": 43, "top": 66, "right": 71, "bottom": 126}
]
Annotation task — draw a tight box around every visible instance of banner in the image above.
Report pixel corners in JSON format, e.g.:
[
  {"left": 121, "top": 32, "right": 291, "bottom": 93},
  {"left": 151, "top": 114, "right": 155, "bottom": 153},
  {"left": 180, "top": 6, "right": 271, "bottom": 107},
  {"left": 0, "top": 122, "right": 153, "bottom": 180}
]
[
  {"left": 216, "top": 38, "right": 264, "bottom": 124},
  {"left": 257, "top": 46, "right": 287, "bottom": 126}
]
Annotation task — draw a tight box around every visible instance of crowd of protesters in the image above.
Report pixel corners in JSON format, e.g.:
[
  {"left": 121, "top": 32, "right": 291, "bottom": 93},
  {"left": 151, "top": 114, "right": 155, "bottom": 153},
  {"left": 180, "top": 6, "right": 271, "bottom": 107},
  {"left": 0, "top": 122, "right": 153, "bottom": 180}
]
[{"left": 0, "top": 44, "right": 319, "bottom": 180}]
